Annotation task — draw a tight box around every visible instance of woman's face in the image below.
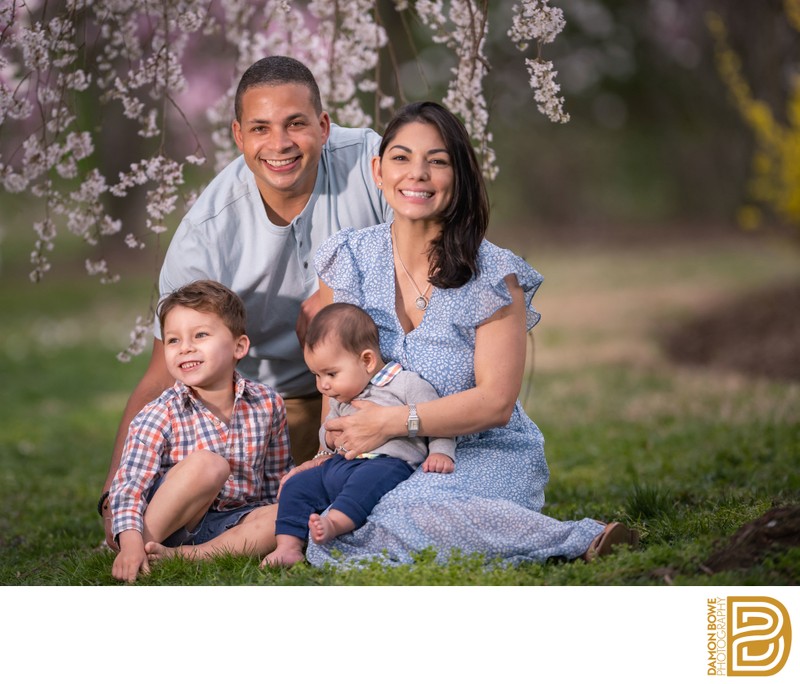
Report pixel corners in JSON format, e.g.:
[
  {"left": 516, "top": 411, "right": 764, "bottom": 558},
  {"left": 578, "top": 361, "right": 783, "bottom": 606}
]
[{"left": 372, "top": 121, "right": 454, "bottom": 226}]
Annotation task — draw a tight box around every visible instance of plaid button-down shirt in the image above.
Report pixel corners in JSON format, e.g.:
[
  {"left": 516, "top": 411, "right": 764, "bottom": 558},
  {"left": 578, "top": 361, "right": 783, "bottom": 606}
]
[{"left": 110, "top": 373, "right": 291, "bottom": 538}]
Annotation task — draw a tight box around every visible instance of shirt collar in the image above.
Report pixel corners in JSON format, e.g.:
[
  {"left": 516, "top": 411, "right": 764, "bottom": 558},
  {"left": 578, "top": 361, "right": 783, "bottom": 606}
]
[
  {"left": 174, "top": 371, "right": 247, "bottom": 409},
  {"left": 233, "top": 370, "right": 247, "bottom": 398},
  {"left": 370, "top": 361, "right": 403, "bottom": 387}
]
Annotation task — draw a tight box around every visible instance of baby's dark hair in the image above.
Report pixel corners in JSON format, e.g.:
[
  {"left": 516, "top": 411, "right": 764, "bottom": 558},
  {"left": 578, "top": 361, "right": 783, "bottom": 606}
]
[
  {"left": 158, "top": 280, "right": 247, "bottom": 339},
  {"left": 305, "top": 303, "right": 380, "bottom": 357}
]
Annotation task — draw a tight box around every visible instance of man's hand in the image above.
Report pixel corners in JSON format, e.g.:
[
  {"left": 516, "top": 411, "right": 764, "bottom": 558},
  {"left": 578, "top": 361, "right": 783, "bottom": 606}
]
[
  {"left": 296, "top": 290, "right": 323, "bottom": 348},
  {"left": 100, "top": 495, "right": 119, "bottom": 551}
]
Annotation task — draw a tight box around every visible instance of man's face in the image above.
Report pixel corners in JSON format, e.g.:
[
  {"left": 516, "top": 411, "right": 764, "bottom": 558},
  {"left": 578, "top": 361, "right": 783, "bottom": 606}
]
[{"left": 232, "top": 83, "right": 330, "bottom": 206}]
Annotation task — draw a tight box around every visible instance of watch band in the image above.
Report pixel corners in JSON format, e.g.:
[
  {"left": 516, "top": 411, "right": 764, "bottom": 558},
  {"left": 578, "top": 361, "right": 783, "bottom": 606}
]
[
  {"left": 407, "top": 404, "right": 420, "bottom": 438},
  {"left": 97, "top": 490, "right": 110, "bottom": 517}
]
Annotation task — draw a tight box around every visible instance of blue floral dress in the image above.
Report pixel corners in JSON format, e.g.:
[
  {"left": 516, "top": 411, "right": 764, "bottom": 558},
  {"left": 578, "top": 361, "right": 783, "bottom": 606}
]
[{"left": 306, "top": 224, "right": 604, "bottom": 566}]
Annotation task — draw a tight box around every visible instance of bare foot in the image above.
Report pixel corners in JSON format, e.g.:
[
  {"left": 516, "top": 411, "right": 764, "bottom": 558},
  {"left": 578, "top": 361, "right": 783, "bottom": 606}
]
[
  {"left": 261, "top": 535, "right": 305, "bottom": 568},
  {"left": 145, "top": 541, "right": 178, "bottom": 561},
  {"left": 145, "top": 541, "right": 199, "bottom": 561},
  {"left": 308, "top": 511, "right": 355, "bottom": 544},
  {"left": 308, "top": 513, "right": 339, "bottom": 544}
]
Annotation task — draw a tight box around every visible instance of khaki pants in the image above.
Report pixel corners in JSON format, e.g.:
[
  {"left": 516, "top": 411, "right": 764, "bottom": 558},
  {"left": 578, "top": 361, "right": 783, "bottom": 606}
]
[{"left": 283, "top": 392, "right": 323, "bottom": 465}]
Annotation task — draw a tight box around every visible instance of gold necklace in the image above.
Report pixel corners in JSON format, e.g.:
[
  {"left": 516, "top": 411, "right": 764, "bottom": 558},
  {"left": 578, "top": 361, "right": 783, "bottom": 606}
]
[{"left": 392, "top": 224, "right": 432, "bottom": 310}]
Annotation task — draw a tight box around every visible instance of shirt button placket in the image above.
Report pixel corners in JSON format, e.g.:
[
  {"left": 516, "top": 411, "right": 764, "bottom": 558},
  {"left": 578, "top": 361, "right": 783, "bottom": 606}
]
[{"left": 295, "top": 218, "right": 310, "bottom": 270}]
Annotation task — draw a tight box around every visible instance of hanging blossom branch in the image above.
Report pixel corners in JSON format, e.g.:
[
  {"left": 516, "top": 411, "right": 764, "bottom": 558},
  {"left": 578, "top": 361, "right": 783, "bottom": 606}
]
[
  {"left": 1, "top": 1, "right": 209, "bottom": 289},
  {"left": 409, "top": 0, "right": 497, "bottom": 179},
  {"left": 0, "top": 0, "right": 570, "bottom": 361},
  {"left": 509, "top": 0, "right": 570, "bottom": 124}
]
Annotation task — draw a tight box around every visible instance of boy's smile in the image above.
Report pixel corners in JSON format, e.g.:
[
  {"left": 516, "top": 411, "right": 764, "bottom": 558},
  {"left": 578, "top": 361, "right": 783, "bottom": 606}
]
[{"left": 163, "top": 306, "right": 249, "bottom": 393}]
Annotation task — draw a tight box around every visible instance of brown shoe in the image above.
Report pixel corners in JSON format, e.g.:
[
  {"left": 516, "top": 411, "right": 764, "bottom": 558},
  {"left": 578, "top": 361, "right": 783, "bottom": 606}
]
[{"left": 583, "top": 522, "right": 639, "bottom": 561}]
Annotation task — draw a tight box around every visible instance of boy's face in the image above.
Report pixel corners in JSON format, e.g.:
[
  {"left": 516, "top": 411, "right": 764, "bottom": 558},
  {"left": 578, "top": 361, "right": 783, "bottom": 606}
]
[
  {"left": 231, "top": 83, "right": 330, "bottom": 208},
  {"left": 162, "top": 306, "right": 249, "bottom": 392},
  {"left": 304, "top": 337, "right": 377, "bottom": 405}
]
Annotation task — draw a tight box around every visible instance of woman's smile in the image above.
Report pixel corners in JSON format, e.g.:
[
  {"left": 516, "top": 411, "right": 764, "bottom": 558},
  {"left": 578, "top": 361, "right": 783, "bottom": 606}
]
[{"left": 372, "top": 120, "right": 454, "bottom": 225}]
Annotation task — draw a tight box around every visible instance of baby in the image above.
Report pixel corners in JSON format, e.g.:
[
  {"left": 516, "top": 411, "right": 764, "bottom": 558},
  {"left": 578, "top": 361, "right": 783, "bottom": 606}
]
[{"left": 263, "top": 303, "right": 455, "bottom": 567}]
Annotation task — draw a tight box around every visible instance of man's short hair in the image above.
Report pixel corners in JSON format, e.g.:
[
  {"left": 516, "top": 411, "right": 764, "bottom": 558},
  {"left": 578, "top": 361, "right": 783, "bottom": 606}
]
[
  {"left": 235, "top": 55, "right": 323, "bottom": 121},
  {"left": 158, "top": 280, "right": 247, "bottom": 339}
]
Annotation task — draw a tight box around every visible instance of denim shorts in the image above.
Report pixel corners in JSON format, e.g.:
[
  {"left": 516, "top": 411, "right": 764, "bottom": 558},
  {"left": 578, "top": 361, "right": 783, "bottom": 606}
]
[
  {"left": 161, "top": 505, "right": 262, "bottom": 547},
  {"left": 145, "top": 474, "right": 262, "bottom": 547}
]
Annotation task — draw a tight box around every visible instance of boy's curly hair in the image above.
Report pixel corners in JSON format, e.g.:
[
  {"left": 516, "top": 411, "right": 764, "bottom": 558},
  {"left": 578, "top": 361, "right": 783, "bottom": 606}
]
[{"left": 158, "top": 280, "right": 246, "bottom": 338}]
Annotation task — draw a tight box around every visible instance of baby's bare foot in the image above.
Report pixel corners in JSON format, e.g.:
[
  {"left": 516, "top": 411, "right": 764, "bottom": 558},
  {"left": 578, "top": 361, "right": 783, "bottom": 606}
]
[
  {"left": 261, "top": 546, "right": 305, "bottom": 568},
  {"left": 309, "top": 513, "right": 339, "bottom": 544}
]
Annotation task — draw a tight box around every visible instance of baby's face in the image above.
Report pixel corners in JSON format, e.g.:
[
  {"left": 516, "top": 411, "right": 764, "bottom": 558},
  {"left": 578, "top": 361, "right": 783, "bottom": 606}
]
[{"left": 304, "top": 339, "right": 374, "bottom": 404}]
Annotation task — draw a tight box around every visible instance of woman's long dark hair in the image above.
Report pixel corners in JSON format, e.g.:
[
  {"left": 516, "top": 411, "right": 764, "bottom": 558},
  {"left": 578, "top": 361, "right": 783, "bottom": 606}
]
[{"left": 378, "top": 101, "right": 489, "bottom": 289}]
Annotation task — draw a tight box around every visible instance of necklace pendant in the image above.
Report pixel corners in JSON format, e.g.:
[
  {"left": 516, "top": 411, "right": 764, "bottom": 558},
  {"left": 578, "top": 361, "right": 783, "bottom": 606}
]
[{"left": 415, "top": 295, "right": 429, "bottom": 310}]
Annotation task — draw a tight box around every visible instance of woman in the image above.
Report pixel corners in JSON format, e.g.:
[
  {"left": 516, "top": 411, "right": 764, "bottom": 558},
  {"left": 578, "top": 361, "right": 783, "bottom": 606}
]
[{"left": 305, "top": 101, "right": 635, "bottom": 566}]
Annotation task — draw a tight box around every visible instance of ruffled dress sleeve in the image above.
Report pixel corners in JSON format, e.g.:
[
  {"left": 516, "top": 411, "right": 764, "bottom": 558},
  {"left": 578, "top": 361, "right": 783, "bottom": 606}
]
[
  {"left": 314, "top": 226, "right": 361, "bottom": 302},
  {"left": 461, "top": 241, "right": 544, "bottom": 332},
  {"left": 314, "top": 223, "right": 394, "bottom": 308}
]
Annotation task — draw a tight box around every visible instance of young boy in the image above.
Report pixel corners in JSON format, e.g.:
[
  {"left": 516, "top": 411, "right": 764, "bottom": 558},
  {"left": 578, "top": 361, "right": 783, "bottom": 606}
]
[
  {"left": 263, "top": 303, "right": 455, "bottom": 567},
  {"left": 109, "top": 280, "right": 292, "bottom": 582}
]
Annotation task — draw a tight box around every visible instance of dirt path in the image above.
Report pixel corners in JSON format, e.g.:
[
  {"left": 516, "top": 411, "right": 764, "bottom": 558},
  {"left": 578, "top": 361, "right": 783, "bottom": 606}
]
[{"left": 520, "top": 235, "right": 800, "bottom": 382}]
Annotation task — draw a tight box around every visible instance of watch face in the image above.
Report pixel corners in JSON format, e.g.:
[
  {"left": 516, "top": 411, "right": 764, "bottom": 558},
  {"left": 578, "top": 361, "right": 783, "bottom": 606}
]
[{"left": 408, "top": 405, "right": 419, "bottom": 435}]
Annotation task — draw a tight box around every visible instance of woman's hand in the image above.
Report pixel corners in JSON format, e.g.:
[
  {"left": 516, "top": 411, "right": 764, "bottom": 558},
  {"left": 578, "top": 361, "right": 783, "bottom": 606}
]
[{"left": 323, "top": 400, "right": 403, "bottom": 459}]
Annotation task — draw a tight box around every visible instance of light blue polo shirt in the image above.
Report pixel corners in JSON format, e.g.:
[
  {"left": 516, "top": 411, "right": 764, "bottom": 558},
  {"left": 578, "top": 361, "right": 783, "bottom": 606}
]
[{"left": 158, "top": 124, "right": 391, "bottom": 397}]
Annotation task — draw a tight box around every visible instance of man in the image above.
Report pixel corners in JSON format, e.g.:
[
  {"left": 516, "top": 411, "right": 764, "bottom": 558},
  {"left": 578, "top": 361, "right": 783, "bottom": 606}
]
[{"left": 99, "top": 56, "right": 390, "bottom": 550}]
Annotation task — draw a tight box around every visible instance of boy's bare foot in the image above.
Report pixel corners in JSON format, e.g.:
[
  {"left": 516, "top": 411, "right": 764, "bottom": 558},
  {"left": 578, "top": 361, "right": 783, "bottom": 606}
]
[
  {"left": 145, "top": 541, "right": 178, "bottom": 561},
  {"left": 145, "top": 541, "right": 200, "bottom": 561}
]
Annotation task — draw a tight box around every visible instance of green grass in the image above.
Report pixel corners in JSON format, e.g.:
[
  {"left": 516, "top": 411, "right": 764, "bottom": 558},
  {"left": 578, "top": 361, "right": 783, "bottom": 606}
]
[{"left": 1, "top": 233, "right": 798, "bottom": 586}]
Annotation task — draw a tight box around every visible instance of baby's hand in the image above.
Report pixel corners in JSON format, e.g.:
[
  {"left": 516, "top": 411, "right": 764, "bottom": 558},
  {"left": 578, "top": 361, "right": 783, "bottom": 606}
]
[
  {"left": 422, "top": 453, "right": 454, "bottom": 474},
  {"left": 277, "top": 458, "right": 325, "bottom": 499}
]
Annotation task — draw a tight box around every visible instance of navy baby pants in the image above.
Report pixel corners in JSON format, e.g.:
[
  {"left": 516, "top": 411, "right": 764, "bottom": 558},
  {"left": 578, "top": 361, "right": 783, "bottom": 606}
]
[{"left": 275, "top": 454, "right": 414, "bottom": 539}]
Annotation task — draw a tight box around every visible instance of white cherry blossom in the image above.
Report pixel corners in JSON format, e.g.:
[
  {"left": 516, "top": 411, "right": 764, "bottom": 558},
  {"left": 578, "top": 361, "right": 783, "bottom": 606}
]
[{"left": 0, "top": 0, "right": 570, "bottom": 358}]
